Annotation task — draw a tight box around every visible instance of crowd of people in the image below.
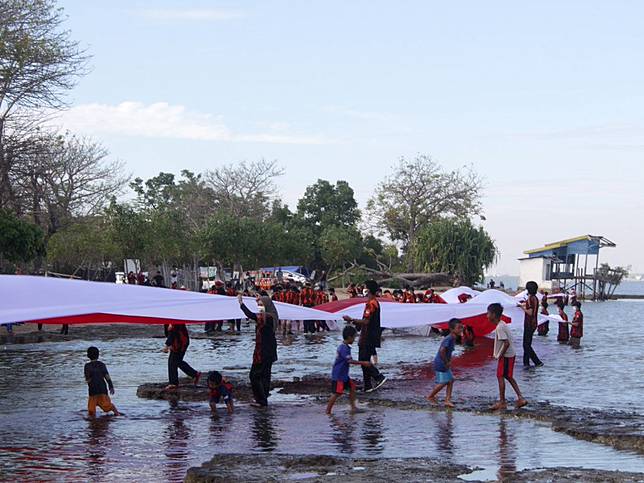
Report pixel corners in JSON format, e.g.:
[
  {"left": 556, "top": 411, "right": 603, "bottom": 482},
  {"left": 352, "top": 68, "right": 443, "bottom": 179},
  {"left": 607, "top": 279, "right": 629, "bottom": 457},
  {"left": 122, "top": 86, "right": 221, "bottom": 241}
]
[{"left": 78, "top": 277, "right": 584, "bottom": 418}]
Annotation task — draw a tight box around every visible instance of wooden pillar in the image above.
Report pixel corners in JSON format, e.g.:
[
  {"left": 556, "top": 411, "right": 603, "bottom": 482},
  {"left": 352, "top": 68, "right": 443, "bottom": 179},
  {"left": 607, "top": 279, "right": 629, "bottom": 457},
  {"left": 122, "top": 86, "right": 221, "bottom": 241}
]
[
  {"left": 593, "top": 251, "right": 600, "bottom": 300},
  {"left": 583, "top": 253, "right": 589, "bottom": 300}
]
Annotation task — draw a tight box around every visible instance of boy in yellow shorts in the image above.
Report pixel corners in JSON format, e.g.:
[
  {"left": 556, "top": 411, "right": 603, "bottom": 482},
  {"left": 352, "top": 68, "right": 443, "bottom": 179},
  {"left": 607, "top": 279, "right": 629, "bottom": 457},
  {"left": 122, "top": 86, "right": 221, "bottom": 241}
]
[{"left": 84, "top": 346, "right": 120, "bottom": 417}]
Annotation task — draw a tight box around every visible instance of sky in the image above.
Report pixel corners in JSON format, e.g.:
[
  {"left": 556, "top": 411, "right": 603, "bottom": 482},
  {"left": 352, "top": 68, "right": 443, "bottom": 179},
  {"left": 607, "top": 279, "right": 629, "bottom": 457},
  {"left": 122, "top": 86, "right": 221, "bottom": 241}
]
[{"left": 54, "top": 0, "right": 644, "bottom": 275}]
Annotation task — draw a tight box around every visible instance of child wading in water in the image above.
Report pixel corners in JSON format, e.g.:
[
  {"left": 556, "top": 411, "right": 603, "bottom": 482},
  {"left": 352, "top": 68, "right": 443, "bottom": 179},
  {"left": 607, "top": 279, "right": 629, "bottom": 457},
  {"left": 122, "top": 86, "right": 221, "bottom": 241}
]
[
  {"left": 487, "top": 303, "right": 528, "bottom": 411},
  {"left": 426, "top": 318, "right": 463, "bottom": 408},
  {"left": 84, "top": 346, "right": 120, "bottom": 417},
  {"left": 326, "top": 325, "right": 373, "bottom": 415},
  {"left": 556, "top": 299, "right": 569, "bottom": 342},
  {"left": 570, "top": 301, "right": 584, "bottom": 348},
  {"left": 208, "top": 371, "right": 234, "bottom": 415}
]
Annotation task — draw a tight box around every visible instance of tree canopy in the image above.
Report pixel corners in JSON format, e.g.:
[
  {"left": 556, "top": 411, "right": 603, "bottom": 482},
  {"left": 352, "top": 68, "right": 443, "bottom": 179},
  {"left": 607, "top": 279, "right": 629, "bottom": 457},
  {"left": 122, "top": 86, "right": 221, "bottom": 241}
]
[
  {"left": 0, "top": 208, "right": 45, "bottom": 263},
  {"left": 410, "top": 218, "right": 497, "bottom": 285},
  {"left": 367, "top": 154, "right": 483, "bottom": 268}
]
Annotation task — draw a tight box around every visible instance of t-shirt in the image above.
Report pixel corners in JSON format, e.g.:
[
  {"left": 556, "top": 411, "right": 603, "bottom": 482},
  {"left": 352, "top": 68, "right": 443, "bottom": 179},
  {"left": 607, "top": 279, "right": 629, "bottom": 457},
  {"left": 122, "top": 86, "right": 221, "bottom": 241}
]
[
  {"left": 331, "top": 343, "right": 352, "bottom": 382},
  {"left": 493, "top": 322, "right": 516, "bottom": 359},
  {"left": 209, "top": 382, "right": 234, "bottom": 403},
  {"left": 358, "top": 298, "right": 381, "bottom": 348},
  {"left": 434, "top": 334, "right": 456, "bottom": 372},
  {"left": 571, "top": 311, "right": 584, "bottom": 338},
  {"left": 524, "top": 295, "right": 539, "bottom": 329},
  {"left": 84, "top": 360, "right": 112, "bottom": 396}
]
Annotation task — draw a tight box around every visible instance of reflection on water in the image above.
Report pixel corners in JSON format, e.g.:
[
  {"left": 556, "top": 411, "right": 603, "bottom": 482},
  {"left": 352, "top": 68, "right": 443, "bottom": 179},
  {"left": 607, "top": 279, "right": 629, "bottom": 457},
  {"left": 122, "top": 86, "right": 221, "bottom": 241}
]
[
  {"left": 1, "top": 301, "right": 643, "bottom": 480},
  {"left": 497, "top": 419, "right": 517, "bottom": 480},
  {"left": 252, "top": 409, "right": 280, "bottom": 452}
]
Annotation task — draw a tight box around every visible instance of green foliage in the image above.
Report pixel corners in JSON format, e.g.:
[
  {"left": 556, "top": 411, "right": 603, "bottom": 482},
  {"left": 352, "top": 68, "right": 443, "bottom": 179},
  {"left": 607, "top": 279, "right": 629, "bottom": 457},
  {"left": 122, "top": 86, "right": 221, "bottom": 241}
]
[
  {"left": 0, "top": 209, "right": 45, "bottom": 263},
  {"left": 47, "top": 218, "right": 118, "bottom": 270},
  {"left": 296, "top": 179, "right": 360, "bottom": 235},
  {"left": 411, "top": 219, "right": 497, "bottom": 285},
  {"left": 367, "top": 154, "right": 483, "bottom": 269},
  {"left": 320, "top": 225, "right": 363, "bottom": 271},
  {"left": 200, "top": 212, "right": 309, "bottom": 270}
]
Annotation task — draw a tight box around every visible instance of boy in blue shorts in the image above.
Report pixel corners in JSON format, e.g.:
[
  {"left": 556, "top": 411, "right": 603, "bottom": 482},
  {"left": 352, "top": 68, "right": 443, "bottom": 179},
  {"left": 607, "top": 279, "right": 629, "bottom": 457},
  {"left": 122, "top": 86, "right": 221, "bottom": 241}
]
[
  {"left": 426, "top": 318, "right": 463, "bottom": 408},
  {"left": 326, "top": 325, "right": 373, "bottom": 414},
  {"left": 207, "top": 371, "right": 234, "bottom": 415}
]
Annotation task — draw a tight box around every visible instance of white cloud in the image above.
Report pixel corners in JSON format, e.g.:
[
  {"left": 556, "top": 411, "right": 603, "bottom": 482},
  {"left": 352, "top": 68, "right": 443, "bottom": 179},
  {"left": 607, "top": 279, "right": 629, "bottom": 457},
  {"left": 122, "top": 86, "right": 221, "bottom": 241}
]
[
  {"left": 53, "top": 101, "right": 328, "bottom": 145},
  {"left": 137, "top": 8, "right": 244, "bottom": 21}
]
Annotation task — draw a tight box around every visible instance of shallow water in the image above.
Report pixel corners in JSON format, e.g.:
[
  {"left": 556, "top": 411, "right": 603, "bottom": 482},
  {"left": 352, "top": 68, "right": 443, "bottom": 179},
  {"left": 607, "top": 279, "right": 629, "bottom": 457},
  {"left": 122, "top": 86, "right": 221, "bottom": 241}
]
[{"left": 0, "top": 300, "right": 643, "bottom": 481}]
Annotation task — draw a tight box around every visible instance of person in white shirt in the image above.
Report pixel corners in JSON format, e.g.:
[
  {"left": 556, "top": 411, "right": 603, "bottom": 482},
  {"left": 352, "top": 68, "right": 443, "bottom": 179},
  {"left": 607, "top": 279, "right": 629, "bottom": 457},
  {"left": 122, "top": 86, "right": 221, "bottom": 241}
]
[{"left": 488, "top": 303, "right": 528, "bottom": 411}]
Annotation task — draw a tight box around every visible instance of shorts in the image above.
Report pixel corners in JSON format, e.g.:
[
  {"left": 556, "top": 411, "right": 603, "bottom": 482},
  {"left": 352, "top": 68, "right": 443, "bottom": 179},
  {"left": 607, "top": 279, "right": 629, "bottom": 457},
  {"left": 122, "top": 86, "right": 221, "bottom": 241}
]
[
  {"left": 497, "top": 356, "right": 515, "bottom": 380},
  {"left": 435, "top": 370, "right": 454, "bottom": 384},
  {"left": 331, "top": 379, "right": 356, "bottom": 395},
  {"left": 88, "top": 394, "right": 114, "bottom": 415}
]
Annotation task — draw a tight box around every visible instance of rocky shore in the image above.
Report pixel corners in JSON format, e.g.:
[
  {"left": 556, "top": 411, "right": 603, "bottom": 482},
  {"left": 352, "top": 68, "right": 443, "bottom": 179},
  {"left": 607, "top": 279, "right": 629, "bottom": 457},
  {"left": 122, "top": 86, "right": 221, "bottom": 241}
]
[{"left": 184, "top": 453, "right": 644, "bottom": 483}]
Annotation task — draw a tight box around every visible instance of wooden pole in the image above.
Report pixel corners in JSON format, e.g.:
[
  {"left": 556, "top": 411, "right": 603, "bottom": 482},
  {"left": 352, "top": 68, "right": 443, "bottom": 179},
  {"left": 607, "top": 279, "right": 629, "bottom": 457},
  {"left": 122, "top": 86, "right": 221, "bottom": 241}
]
[
  {"left": 593, "top": 251, "right": 600, "bottom": 300},
  {"left": 583, "top": 253, "right": 589, "bottom": 300}
]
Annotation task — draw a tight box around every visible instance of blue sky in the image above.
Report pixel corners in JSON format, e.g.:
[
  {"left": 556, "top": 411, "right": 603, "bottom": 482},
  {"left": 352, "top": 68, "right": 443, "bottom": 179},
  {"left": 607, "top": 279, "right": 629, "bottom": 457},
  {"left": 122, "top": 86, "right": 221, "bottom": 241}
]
[{"left": 56, "top": 1, "right": 644, "bottom": 274}]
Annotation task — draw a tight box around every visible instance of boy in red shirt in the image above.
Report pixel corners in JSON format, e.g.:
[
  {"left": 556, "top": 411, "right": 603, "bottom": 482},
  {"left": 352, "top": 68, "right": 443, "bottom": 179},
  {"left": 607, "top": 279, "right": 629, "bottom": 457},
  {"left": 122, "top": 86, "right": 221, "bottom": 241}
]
[{"left": 208, "top": 371, "right": 234, "bottom": 415}]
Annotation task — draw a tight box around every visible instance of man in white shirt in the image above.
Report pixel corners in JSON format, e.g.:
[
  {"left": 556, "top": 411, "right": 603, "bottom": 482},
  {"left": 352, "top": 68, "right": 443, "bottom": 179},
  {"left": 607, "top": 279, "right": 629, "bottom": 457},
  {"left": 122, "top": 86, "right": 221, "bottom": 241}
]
[{"left": 488, "top": 303, "right": 528, "bottom": 411}]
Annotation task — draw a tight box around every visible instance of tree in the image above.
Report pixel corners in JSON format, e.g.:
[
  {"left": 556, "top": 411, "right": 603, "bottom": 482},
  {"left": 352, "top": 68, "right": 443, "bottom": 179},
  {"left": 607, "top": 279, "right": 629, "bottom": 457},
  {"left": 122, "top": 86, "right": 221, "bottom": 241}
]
[
  {"left": 367, "top": 154, "right": 483, "bottom": 268},
  {"left": 200, "top": 212, "right": 310, "bottom": 272},
  {"left": 296, "top": 179, "right": 360, "bottom": 235},
  {"left": 410, "top": 218, "right": 497, "bottom": 285},
  {"left": 319, "top": 225, "right": 363, "bottom": 272},
  {"left": 0, "top": 0, "right": 88, "bottom": 208},
  {"left": 0, "top": 208, "right": 45, "bottom": 265},
  {"left": 204, "top": 159, "right": 283, "bottom": 220},
  {"left": 46, "top": 217, "right": 118, "bottom": 276}
]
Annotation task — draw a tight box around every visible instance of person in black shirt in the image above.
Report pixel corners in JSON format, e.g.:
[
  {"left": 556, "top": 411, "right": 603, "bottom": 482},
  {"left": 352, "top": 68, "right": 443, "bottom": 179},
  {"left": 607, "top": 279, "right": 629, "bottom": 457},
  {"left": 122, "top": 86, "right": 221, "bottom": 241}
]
[
  {"left": 238, "top": 294, "right": 278, "bottom": 407},
  {"left": 84, "top": 346, "right": 120, "bottom": 416},
  {"left": 343, "top": 280, "right": 387, "bottom": 392},
  {"left": 163, "top": 323, "right": 201, "bottom": 390},
  {"left": 152, "top": 270, "right": 164, "bottom": 287}
]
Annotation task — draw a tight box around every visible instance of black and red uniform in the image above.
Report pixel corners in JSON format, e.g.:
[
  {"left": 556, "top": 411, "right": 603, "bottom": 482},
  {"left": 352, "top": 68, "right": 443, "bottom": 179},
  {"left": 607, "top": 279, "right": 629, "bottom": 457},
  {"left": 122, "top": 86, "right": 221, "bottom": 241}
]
[
  {"left": 522, "top": 294, "right": 542, "bottom": 367},
  {"left": 358, "top": 298, "right": 385, "bottom": 391},
  {"left": 301, "top": 287, "right": 316, "bottom": 333},
  {"left": 240, "top": 304, "right": 277, "bottom": 406},
  {"left": 165, "top": 324, "right": 198, "bottom": 386},
  {"left": 557, "top": 310, "right": 569, "bottom": 342}
]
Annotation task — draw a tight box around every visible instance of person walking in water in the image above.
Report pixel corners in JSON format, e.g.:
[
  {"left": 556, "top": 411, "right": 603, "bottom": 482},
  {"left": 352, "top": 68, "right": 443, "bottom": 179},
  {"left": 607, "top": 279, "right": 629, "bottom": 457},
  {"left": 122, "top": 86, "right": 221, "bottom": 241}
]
[
  {"left": 238, "top": 294, "right": 278, "bottom": 407},
  {"left": 520, "top": 281, "right": 543, "bottom": 368},
  {"left": 556, "top": 299, "right": 569, "bottom": 343},
  {"left": 343, "top": 280, "right": 387, "bottom": 393},
  {"left": 163, "top": 323, "right": 201, "bottom": 391}
]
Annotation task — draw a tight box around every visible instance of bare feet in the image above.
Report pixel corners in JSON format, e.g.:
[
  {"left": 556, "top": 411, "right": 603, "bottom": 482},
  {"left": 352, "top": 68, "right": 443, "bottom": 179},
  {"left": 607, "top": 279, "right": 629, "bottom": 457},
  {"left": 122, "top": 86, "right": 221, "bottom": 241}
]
[
  {"left": 163, "top": 384, "right": 178, "bottom": 391},
  {"left": 490, "top": 401, "right": 507, "bottom": 411},
  {"left": 444, "top": 400, "right": 455, "bottom": 408},
  {"left": 426, "top": 395, "right": 438, "bottom": 406},
  {"left": 515, "top": 398, "right": 528, "bottom": 409},
  {"left": 350, "top": 407, "right": 365, "bottom": 414}
]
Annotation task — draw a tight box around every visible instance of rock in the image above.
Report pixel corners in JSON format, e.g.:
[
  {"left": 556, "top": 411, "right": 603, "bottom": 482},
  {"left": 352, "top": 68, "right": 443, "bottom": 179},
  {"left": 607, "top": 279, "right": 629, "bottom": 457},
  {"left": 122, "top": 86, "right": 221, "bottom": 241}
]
[{"left": 184, "top": 454, "right": 471, "bottom": 483}]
